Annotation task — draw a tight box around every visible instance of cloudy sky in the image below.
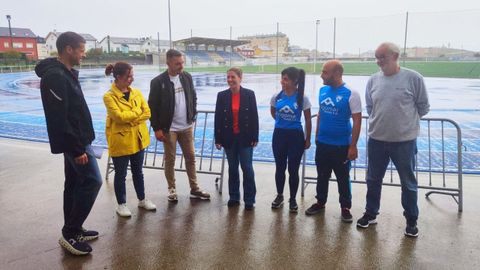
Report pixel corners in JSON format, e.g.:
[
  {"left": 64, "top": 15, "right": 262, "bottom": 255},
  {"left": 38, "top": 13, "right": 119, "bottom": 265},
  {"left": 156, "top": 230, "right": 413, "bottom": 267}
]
[{"left": 2, "top": 0, "right": 480, "bottom": 52}]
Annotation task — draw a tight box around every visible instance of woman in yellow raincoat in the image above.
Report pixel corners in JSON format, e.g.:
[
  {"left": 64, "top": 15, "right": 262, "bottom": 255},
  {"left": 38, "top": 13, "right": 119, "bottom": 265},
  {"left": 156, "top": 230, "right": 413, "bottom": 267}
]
[{"left": 104, "top": 62, "right": 156, "bottom": 217}]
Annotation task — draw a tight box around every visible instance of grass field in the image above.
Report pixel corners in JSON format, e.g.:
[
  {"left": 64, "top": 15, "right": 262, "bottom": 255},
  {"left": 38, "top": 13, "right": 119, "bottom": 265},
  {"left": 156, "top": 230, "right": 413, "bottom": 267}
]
[{"left": 184, "top": 61, "right": 480, "bottom": 79}]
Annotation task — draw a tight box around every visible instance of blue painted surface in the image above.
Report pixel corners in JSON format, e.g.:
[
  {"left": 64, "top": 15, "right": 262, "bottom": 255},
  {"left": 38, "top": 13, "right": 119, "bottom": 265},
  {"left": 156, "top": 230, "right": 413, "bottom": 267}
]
[{"left": 0, "top": 70, "right": 478, "bottom": 173}]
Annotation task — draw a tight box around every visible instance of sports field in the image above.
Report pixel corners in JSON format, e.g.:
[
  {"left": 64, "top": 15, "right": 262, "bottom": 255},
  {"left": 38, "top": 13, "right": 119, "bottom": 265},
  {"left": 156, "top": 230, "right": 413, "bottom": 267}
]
[{"left": 185, "top": 61, "right": 480, "bottom": 79}]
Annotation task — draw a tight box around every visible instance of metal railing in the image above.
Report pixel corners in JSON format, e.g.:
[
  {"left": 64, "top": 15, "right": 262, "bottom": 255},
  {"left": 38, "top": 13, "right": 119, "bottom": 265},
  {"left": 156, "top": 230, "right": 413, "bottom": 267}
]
[
  {"left": 105, "top": 110, "right": 227, "bottom": 193},
  {"left": 301, "top": 115, "right": 463, "bottom": 212}
]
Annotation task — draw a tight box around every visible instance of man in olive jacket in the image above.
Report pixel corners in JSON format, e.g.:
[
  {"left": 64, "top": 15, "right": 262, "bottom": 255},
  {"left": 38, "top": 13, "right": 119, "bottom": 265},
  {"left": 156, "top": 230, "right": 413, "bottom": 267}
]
[{"left": 148, "top": 49, "right": 210, "bottom": 202}]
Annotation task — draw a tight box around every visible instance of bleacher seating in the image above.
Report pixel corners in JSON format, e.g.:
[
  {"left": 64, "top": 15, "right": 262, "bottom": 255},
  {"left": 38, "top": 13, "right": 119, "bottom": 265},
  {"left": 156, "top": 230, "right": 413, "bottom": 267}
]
[
  {"left": 184, "top": 50, "right": 245, "bottom": 63},
  {"left": 216, "top": 51, "right": 244, "bottom": 61},
  {"left": 184, "top": 50, "right": 212, "bottom": 62}
]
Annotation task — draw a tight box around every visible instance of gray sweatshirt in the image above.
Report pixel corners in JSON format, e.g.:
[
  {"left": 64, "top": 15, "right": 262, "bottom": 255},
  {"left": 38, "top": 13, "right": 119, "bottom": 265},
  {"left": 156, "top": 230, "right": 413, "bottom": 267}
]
[{"left": 365, "top": 67, "right": 430, "bottom": 142}]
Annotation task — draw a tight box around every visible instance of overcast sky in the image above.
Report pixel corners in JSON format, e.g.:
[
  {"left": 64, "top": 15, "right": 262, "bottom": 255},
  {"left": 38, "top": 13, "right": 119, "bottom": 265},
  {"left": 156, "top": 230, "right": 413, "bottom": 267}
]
[{"left": 2, "top": 0, "right": 480, "bottom": 52}]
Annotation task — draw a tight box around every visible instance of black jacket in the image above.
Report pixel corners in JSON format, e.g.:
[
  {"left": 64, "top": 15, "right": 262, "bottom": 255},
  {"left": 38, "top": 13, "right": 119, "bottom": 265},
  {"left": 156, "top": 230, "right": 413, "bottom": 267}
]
[
  {"left": 148, "top": 71, "right": 197, "bottom": 132},
  {"left": 214, "top": 87, "right": 259, "bottom": 149},
  {"left": 35, "top": 58, "right": 95, "bottom": 157}
]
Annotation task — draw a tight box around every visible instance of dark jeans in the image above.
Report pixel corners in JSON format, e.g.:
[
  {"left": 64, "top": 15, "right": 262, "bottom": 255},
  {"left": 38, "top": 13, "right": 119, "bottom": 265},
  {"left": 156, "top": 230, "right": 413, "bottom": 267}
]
[
  {"left": 111, "top": 149, "right": 146, "bottom": 204},
  {"left": 315, "top": 142, "right": 352, "bottom": 209},
  {"left": 365, "top": 138, "right": 419, "bottom": 222},
  {"left": 224, "top": 135, "right": 256, "bottom": 205},
  {"left": 63, "top": 145, "right": 102, "bottom": 238},
  {"left": 272, "top": 128, "right": 305, "bottom": 200}
]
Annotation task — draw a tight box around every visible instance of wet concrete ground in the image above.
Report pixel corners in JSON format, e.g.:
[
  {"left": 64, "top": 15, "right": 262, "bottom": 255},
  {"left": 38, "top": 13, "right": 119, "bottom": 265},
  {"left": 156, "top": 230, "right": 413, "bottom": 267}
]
[{"left": 0, "top": 138, "right": 479, "bottom": 270}]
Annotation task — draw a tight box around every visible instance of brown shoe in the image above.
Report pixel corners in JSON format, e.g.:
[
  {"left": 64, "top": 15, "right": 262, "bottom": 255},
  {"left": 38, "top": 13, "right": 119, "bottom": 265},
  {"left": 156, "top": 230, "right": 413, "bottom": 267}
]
[{"left": 190, "top": 189, "right": 210, "bottom": 200}]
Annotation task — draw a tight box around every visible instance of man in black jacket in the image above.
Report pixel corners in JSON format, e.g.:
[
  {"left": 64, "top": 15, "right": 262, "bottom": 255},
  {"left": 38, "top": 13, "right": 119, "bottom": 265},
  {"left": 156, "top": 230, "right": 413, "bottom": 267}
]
[
  {"left": 35, "top": 32, "right": 102, "bottom": 256},
  {"left": 148, "top": 49, "right": 210, "bottom": 202}
]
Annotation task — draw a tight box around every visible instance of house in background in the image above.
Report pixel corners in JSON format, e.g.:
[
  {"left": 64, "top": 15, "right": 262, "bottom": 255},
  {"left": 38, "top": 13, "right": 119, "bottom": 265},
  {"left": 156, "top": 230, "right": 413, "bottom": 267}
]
[
  {"left": 0, "top": 27, "right": 38, "bottom": 60},
  {"left": 98, "top": 36, "right": 143, "bottom": 53},
  {"left": 45, "top": 31, "right": 98, "bottom": 55},
  {"left": 36, "top": 36, "right": 49, "bottom": 59},
  {"left": 141, "top": 37, "right": 170, "bottom": 54},
  {"left": 98, "top": 36, "right": 169, "bottom": 54}
]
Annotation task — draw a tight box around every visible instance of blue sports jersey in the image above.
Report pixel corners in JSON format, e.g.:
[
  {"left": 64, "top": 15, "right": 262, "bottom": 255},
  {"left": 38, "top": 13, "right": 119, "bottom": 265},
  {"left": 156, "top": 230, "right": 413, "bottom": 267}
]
[
  {"left": 317, "top": 84, "right": 361, "bottom": 145},
  {"left": 273, "top": 91, "right": 304, "bottom": 130}
]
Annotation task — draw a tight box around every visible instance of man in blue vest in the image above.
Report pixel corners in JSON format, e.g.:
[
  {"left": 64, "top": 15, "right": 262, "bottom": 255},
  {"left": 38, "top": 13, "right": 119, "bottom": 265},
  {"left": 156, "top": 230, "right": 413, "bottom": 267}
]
[{"left": 305, "top": 60, "right": 362, "bottom": 223}]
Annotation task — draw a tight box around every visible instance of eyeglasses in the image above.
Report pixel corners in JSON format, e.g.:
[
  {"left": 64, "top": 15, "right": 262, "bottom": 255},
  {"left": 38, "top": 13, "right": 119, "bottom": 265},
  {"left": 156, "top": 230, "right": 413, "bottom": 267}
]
[{"left": 375, "top": 53, "right": 393, "bottom": 61}]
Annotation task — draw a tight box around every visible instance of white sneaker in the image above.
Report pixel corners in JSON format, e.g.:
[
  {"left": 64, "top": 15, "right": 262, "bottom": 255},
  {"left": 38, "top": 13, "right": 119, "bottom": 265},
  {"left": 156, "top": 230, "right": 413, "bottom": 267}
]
[
  {"left": 168, "top": 188, "right": 178, "bottom": 202},
  {"left": 116, "top": 204, "right": 132, "bottom": 217},
  {"left": 138, "top": 199, "right": 156, "bottom": 211}
]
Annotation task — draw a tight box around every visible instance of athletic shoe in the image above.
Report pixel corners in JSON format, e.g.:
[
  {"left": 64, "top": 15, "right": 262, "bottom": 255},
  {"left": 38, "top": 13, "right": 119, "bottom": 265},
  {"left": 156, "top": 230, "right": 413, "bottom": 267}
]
[
  {"left": 138, "top": 199, "right": 156, "bottom": 210},
  {"left": 356, "top": 213, "right": 377, "bottom": 228},
  {"left": 245, "top": 204, "right": 255, "bottom": 211},
  {"left": 58, "top": 235, "right": 92, "bottom": 256},
  {"left": 190, "top": 189, "right": 211, "bottom": 200},
  {"left": 80, "top": 228, "right": 99, "bottom": 241},
  {"left": 405, "top": 220, "right": 419, "bottom": 237},
  {"left": 271, "top": 194, "right": 284, "bottom": 209},
  {"left": 168, "top": 188, "right": 178, "bottom": 202},
  {"left": 341, "top": 208, "right": 353, "bottom": 223},
  {"left": 289, "top": 198, "right": 298, "bottom": 213},
  {"left": 227, "top": 200, "right": 240, "bottom": 207},
  {"left": 116, "top": 204, "right": 132, "bottom": 217},
  {"left": 305, "top": 203, "right": 325, "bottom": 216}
]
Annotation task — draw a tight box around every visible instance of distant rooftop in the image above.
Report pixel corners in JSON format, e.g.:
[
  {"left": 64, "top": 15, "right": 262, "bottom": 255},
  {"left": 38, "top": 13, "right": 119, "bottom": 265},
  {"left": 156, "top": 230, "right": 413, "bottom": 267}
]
[
  {"left": 104, "top": 37, "right": 144, "bottom": 45},
  {"left": 174, "top": 37, "right": 249, "bottom": 47},
  {"left": 239, "top": 32, "right": 287, "bottom": 39},
  {"left": 47, "top": 31, "right": 97, "bottom": 41},
  {"left": 0, "top": 27, "right": 36, "bottom": 38}
]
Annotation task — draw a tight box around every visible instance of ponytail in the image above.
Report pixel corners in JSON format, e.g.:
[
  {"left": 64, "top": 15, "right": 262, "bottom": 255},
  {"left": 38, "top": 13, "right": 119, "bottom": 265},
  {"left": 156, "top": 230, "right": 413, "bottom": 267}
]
[
  {"left": 105, "top": 62, "right": 132, "bottom": 80},
  {"left": 296, "top": 69, "right": 305, "bottom": 108},
  {"left": 281, "top": 67, "right": 305, "bottom": 108}
]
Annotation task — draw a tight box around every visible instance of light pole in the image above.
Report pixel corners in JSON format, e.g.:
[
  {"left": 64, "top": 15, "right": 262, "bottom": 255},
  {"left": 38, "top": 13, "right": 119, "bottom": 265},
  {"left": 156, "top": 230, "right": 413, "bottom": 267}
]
[
  {"left": 314, "top": 20, "right": 320, "bottom": 73},
  {"left": 6, "top": 15, "right": 13, "bottom": 49},
  {"left": 168, "top": 0, "right": 172, "bottom": 49}
]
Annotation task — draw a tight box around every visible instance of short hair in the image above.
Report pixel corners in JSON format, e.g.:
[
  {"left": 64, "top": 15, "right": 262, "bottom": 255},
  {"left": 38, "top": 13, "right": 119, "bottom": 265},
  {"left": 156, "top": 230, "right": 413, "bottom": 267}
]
[
  {"left": 380, "top": 42, "right": 400, "bottom": 57},
  {"left": 166, "top": 49, "right": 183, "bottom": 60},
  {"left": 56, "top": 32, "right": 86, "bottom": 54},
  {"left": 332, "top": 62, "right": 344, "bottom": 75},
  {"left": 227, "top": 67, "right": 243, "bottom": 78}
]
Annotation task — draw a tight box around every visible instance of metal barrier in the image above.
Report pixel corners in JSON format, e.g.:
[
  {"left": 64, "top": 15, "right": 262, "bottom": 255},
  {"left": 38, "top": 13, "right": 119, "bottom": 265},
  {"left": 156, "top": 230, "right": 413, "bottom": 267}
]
[
  {"left": 301, "top": 115, "right": 464, "bottom": 212},
  {"left": 105, "top": 110, "right": 227, "bottom": 193}
]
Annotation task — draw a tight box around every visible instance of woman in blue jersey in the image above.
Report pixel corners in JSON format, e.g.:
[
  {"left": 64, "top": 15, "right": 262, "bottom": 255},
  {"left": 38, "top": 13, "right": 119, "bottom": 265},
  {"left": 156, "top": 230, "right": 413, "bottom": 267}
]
[{"left": 270, "top": 67, "right": 312, "bottom": 212}]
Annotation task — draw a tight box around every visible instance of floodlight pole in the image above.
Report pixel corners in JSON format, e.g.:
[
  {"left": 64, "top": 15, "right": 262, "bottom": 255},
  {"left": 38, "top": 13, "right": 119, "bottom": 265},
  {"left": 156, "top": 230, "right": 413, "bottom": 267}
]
[{"left": 168, "top": 0, "right": 172, "bottom": 49}]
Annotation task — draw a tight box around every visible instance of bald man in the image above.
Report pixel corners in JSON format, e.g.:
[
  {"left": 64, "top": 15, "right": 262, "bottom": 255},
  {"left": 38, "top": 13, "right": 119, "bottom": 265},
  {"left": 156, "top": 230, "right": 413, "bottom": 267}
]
[
  {"left": 357, "top": 42, "right": 429, "bottom": 238},
  {"left": 305, "top": 60, "right": 362, "bottom": 223}
]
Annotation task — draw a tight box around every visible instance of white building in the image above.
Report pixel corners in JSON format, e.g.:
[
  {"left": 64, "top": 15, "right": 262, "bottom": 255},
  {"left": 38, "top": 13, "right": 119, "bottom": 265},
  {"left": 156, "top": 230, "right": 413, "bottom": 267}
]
[
  {"left": 99, "top": 36, "right": 170, "bottom": 54},
  {"left": 99, "top": 36, "right": 143, "bottom": 53},
  {"left": 141, "top": 38, "right": 170, "bottom": 54},
  {"left": 45, "top": 31, "right": 97, "bottom": 55},
  {"left": 36, "top": 37, "right": 49, "bottom": 59}
]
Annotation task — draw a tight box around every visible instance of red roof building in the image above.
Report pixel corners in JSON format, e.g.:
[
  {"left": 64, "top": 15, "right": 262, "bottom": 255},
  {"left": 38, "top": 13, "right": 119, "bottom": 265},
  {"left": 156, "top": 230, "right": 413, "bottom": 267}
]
[{"left": 0, "top": 27, "right": 38, "bottom": 60}]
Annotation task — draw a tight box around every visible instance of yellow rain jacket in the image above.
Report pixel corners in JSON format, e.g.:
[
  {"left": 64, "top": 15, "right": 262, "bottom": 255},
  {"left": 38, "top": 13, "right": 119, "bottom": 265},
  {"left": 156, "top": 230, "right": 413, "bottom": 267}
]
[{"left": 104, "top": 83, "right": 150, "bottom": 157}]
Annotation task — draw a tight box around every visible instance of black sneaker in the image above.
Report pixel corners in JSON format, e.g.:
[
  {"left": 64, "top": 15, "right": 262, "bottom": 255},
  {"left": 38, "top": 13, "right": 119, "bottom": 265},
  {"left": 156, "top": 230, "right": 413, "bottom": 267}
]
[
  {"left": 305, "top": 203, "right": 325, "bottom": 216},
  {"left": 227, "top": 200, "right": 240, "bottom": 207},
  {"left": 289, "top": 198, "right": 298, "bottom": 213},
  {"left": 341, "top": 208, "right": 353, "bottom": 223},
  {"left": 271, "top": 194, "right": 284, "bottom": 209},
  {"left": 405, "top": 221, "right": 419, "bottom": 237},
  {"left": 245, "top": 204, "right": 255, "bottom": 211},
  {"left": 356, "top": 213, "right": 377, "bottom": 228},
  {"left": 80, "top": 228, "right": 99, "bottom": 241},
  {"left": 59, "top": 235, "right": 92, "bottom": 255}
]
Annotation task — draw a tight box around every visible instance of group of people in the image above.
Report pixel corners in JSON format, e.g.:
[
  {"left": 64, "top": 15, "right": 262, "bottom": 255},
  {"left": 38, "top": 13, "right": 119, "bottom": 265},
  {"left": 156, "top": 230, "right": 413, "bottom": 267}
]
[{"left": 35, "top": 31, "right": 429, "bottom": 256}]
